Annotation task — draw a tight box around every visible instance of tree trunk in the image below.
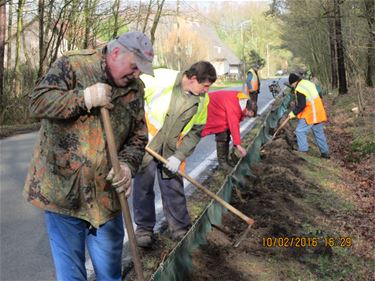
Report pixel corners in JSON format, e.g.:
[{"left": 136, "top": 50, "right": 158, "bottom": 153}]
[
  {"left": 21, "top": 24, "right": 32, "bottom": 69},
  {"left": 136, "top": 0, "right": 142, "bottom": 30},
  {"left": 364, "top": 0, "right": 374, "bottom": 87},
  {"left": 328, "top": 9, "right": 338, "bottom": 89},
  {"left": 14, "top": 0, "right": 25, "bottom": 97},
  {"left": 83, "top": 0, "right": 90, "bottom": 48},
  {"left": 112, "top": 0, "right": 120, "bottom": 39},
  {"left": 334, "top": 0, "right": 348, "bottom": 94},
  {"left": 6, "top": 0, "right": 12, "bottom": 70},
  {"left": 0, "top": 0, "right": 5, "bottom": 100},
  {"left": 142, "top": 0, "right": 153, "bottom": 33},
  {"left": 38, "top": 0, "right": 45, "bottom": 77},
  {"left": 150, "top": 0, "right": 165, "bottom": 44}
]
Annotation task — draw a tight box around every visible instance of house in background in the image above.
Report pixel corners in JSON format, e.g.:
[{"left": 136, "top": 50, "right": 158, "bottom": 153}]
[{"left": 146, "top": 15, "right": 242, "bottom": 80}]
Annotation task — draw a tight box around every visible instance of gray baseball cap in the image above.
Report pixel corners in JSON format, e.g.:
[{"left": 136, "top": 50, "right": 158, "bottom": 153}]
[{"left": 117, "top": 31, "right": 154, "bottom": 76}]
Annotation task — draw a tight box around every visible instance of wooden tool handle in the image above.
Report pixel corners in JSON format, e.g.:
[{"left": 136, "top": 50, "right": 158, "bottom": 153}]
[
  {"left": 100, "top": 108, "right": 145, "bottom": 281},
  {"left": 145, "top": 147, "right": 254, "bottom": 226},
  {"left": 272, "top": 115, "right": 290, "bottom": 138}
]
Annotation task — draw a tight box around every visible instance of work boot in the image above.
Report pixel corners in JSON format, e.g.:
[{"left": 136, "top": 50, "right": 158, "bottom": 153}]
[
  {"left": 171, "top": 229, "right": 188, "bottom": 241},
  {"left": 216, "top": 141, "right": 234, "bottom": 171},
  {"left": 320, "top": 153, "right": 330, "bottom": 159},
  {"left": 135, "top": 229, "right": 154, "bottom": 248}
]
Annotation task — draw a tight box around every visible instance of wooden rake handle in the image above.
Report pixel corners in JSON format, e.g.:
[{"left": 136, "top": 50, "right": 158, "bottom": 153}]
[
  {"left": 100, "top": 108, "right": 145, "bottom": 281},
  {"left": 272, "top": 115, "right": 290, "bottom": 139},
  {"left": 145, "top": 147, "right": 254, "bottom": 226}
]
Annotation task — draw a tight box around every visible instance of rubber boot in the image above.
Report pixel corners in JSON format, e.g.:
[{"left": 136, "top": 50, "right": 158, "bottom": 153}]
[
  {"left": 216, "top": 141, "right": 234, "bottom": 171},
  {"left": 248, "top": 92, "right": 258, "bottom": 116}
]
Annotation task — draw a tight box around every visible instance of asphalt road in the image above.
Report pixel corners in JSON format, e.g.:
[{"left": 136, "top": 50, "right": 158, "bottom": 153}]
[{"left": 0, "top": 78, "right": 286, "bottom": 281}]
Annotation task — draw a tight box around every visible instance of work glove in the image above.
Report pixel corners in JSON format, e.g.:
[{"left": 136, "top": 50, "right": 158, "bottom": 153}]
[
  {"left": 84, "top": 83, "right": 113, "bottom": 112},
  {"left": 288, "top": 111, "right": 296, "bottom": 119},
  {"left": 165, "top": 156, "right": 181, "bottom": 173},
  {"left": 106, "top": 162, "right": 132, "bottom": 198}
]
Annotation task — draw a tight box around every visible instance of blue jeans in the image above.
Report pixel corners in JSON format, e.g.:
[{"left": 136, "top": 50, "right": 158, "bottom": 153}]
[
  {"left": 295, "top": 118, "right": 329, "bottom": 154},
  {"left": 133, "top": 160, "right": 191, "bottom": 233},
  {"left": 44, "top": 211, "right": 124, "bottom": 281}
]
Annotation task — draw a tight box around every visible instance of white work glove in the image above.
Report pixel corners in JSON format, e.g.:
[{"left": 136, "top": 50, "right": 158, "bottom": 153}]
[
  {"left": 106, "top": 163, "right": 132, "bottom": 198},
  {"left": 165, "top": 156, "right": 181, "bottom": 173},
  {"left": 84, "top": 83, "right": 113, "bottom": 112}
]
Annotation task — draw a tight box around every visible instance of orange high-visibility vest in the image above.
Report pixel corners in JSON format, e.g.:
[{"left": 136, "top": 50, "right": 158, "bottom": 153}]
[
  {"left": 295, "top": 79, "right": 327, "bottom": 125},
  {"left": 246, "top": 68, "right": 259, "bottom": 92}
]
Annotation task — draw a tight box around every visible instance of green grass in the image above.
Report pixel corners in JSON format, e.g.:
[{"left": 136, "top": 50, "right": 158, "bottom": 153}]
[
  {"left": 210, "top": 80, "right": 242, "bottom": 90},
  {"left": 351, "top": 136, "right": 375, "bottom": 154}
]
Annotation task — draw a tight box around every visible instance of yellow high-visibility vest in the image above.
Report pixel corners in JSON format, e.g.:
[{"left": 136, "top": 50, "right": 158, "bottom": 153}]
[
  {"left": 295, "top": 79, "right": 327, "bottom": 124},
  {"left": 141, "top": 68, "right": 208, "bottom": 142}
]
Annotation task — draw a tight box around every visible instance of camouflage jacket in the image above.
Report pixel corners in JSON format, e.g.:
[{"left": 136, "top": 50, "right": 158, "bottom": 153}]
[{"left": 23, "top": 48, "right": 148, "bottom": 227}]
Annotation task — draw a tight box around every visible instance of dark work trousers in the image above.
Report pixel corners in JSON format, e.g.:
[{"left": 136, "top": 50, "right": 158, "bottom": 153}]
[
  {"left": 133, "top": 160, "right": 191, "bottom": 234},
  {"left": 249, "top": 91, "right": 259, "bottom": 115},
  {"left": 215, "top": 130, "right": 233, "bottom": 169}
]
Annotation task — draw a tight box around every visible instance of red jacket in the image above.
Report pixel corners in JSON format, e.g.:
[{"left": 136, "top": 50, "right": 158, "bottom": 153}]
[{"left": 201, "top": 90, "right": 243, "bottom": 145}]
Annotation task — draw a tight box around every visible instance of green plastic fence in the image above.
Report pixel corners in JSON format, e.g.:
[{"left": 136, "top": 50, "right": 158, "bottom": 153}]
[{"left": 149, "top": 91, "right": 293, "bottom": 281}]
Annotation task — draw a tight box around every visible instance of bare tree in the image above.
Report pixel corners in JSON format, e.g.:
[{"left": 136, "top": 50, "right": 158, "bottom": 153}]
[
  {"left": 334, "top": 0, "right": 347, "bottom": 94},
  {"left": 112, "top": 0, "right": 120, "bottom": 38},
  {"left": 6, "top": 0, "right": 12, "bottom": 70},
  {"left": 14, "top": 0, "right": 25, "bottom": 97},
  {"left": 326, "top": 3, "right": 338, "bottom": 89},
  {"left": 0, "top": 0, "right": 5, "bottom": 100},
  {"left": 363, "top": 0, "right": 374, "bottom": 87},
  {"left": 38, "top": 0, "right": 45, "bottom": 76},
  {"left": 150, "top": 0, "right": 165, "bottom": 44},
  {"left": 142, "top": 0, "right": 153, "bottom": 33},
  {"left": 83, "top": 0, "right": 99, "bottom": 48}
]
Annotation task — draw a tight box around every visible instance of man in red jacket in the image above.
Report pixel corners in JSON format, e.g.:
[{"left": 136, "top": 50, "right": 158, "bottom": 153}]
[{"left": 202, "top": 90, "right": 254, "bottom": 170}]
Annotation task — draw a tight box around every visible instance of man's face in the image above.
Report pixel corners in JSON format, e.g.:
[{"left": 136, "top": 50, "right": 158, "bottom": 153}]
[
  {"left": 188, "top": 77, "right": 212, "bottom": 96},
  {"left": 242, "top": 108, "right": 255, "bottom": 118},
  {"left": 107, "top": 48, "right": 141, "bottom": 87}
]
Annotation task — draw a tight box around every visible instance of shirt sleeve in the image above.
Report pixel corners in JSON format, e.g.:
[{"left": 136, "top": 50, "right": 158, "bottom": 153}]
[
  {"left": 225, "top": 97, "right": 242, "bottom": 146},
  {"left": 293, "top": 92, "right": 306, "bottom": 115},
  {"left": 29, "top": 56, "right": 87, "bottom": 120},
  {"left": 246, "top": 72, "right": 253, "bottom": 91}
]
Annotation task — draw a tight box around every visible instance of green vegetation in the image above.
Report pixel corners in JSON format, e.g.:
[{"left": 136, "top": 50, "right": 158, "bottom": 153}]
[
  {"left": 352, "top": 137, "right": 375, "bottom": 155},
  {"left": 211, "top": 80, "right": 242, "bottom": 90}
]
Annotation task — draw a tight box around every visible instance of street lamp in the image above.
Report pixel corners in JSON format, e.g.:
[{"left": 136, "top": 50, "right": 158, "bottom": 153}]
[{"left": 240, "top": 19, "right": 251, "bottom": 90}]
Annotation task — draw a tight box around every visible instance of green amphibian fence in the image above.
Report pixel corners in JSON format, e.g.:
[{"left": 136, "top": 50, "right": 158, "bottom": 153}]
[{"left": 150, "top": 90, "right": 293, "bottom": 281}]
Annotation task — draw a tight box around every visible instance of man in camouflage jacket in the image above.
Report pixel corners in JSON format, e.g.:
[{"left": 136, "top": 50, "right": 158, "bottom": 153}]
[{"left": 23, "top": 31, "right": 153, "bottom": 281}]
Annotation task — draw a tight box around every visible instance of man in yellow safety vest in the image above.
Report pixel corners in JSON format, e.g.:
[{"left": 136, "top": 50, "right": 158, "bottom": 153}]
[
  {"left": 246, "top": 64, "right": 261, "bottom": 115},
  {"left": 288, "top": 73, "right": 330, "bottom": 158},
  {"left": 133, "top": 61, "right": 217, "bottom": 248}
]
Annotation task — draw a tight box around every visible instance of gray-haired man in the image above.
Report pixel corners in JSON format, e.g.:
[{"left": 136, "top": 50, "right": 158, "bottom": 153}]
[{"left": 23, "top": 31, "right": 153, "bottom": 281}]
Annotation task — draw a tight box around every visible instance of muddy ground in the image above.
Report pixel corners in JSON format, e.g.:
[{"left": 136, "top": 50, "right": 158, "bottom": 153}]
[
  {"left": 125, "top": 89, "right": 374, "bottom": 281},
  {"left": 188, "top": 91, "right": 375, "bottom": 281}
]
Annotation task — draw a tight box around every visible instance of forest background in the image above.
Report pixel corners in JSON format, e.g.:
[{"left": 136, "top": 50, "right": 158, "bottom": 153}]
[{"left": 0, "top": 0, "right": 374, "bottom": 128}]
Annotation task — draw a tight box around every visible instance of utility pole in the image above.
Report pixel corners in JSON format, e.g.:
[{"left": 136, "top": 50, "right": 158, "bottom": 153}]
[
  {"left": 176, "top": 0, "right": 181, "bottom": 70},
  {"left": 266, "top": 43, "right": 270, "bottom": 78},
  {"left": 240, "top": 19, "right": 251, "bottom": 91}
]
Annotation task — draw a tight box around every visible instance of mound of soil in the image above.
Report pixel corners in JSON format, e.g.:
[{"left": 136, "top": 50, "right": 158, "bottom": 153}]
[
  {"left": 188, "top": 92, "right": 375, "bottom": 280},
  {"left": 124, "top": 89, "right": 374, "bottom": 281}
]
